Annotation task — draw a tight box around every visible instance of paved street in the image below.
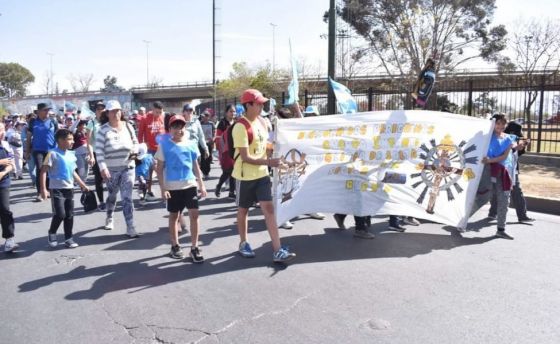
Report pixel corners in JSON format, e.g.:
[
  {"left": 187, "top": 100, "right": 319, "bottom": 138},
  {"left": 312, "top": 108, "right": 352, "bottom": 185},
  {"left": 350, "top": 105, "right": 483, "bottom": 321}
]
[{"left": 1, "top": 164, "right": 559, "bottom": 344}]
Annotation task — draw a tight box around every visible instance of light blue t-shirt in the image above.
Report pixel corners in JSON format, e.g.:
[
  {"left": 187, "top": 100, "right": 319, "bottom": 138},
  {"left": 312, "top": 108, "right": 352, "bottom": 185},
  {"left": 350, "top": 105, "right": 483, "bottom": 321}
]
[
  {"left": 44, "top": 147, "right": 77, "bottom": 189},
  {"left": 488, "top": 133, "right": 516, "bottom": 176}
]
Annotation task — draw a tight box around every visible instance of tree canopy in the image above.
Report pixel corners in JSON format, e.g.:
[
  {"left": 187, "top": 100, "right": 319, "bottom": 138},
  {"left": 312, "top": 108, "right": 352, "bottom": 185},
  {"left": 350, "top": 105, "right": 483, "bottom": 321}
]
[
  {"left": 100, "top": 75, "right": 125, "bottom": 92},
  {"left": 0, "top": 62, "right": 35, "bottom": 98},
  {"left": 338, "top": 0, "right": 507, "bottom": 76},
  {"left": 216, "top": 62, "right": 287, "bottom": 99}
]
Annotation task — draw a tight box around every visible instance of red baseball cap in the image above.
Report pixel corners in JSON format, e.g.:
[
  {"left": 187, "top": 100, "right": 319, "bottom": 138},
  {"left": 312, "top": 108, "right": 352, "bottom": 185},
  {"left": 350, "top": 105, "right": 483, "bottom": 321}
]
[
  {"left": 169, "top": 114, "right": 187, "bottom": 126},
  {"left": 240, "top": 89, "right": 269, "bottom": 104}
]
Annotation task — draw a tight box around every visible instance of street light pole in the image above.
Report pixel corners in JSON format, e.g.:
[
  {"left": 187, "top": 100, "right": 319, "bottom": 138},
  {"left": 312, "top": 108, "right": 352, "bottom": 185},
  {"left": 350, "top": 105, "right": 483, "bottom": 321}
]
[
  {"left": 270, "top": 23, "right": 277, "bottom": 77},
  {"left": 46, "top": 52, "right": 54, "bottom": 94},
  {"left": 142, "top": 40, "right": 151, "bottom": 86}
]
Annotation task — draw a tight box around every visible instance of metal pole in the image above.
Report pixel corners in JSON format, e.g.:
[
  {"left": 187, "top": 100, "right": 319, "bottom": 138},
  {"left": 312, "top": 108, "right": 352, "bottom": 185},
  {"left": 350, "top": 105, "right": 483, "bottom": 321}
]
[
  {"left": 47, "top": 52, "right": 54, "bottom": 94},
  {"left": 327, "top": 0, "right": 336, "bottom": 115},
  {"left": 270, "top": 23, "right": 277, "bottom": 76},
  {"left": 213, "top": 0, "right": 216, "bottom": 112},
  {"left": 142, "top": 40, "right": 151, "bottom": 86}
]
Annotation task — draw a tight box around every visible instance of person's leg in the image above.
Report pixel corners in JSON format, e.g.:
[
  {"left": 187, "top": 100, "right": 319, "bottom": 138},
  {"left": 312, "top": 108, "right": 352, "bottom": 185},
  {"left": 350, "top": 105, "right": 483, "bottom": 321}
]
[
  {"left": 488, "top": 192, "right": 497, "bottom": 218},
  {"left": 237, "top": 207, "right": 249, "bottom": 243},
  {"left": 104, "top": 170, "right": 120, "bottom": 220},
  {"left": 511, "top": 178, "right": 530, "bottom": 221},
  {"left": 188, "top": 208, "right": 200, "bottom": 247},
  {"left": 469, "top": 164, "right": 492, "bottom": 217},
  {"left": 75, "top": 153, "right": 87, "bottom": 182},
  {"left": 32, "top": 151, "right": 46, "bottom": 194},
  {"left": 0, "top": 187, "right": 15, "bottom": 239},
  {"left": 27, "top": 154, "right": 36, "bottom": 186},
  {"left": 215, "top": 168, "right": 229, "bottom": 195},
  {"left": 92, "top": 154, "right": 104, "bottom": 204},
  {"left": 62, "top": 189, "right": 74, "bottom": 240},
  {"left": 49, "top": 189, "right": 65, "bottom": 235},
  {"left": 146, "top": 152, "right": 156, "bottom": 195},
  {"left": 333, "top": 213, "right": 347, "bottom": 229},
  {"left": 168, "top": 211, "right": 180, "bottom": 246},
  {"left": 494, "top": 177, "right": 513, "bottom": 239},
  {"left": 260, "top": 201, "right": 281, "bottom": 251},
  {"left": 120, "top": 169, "right": 136, "bottom": 232},
  {"left": 13, "top": 149, "right": 23, "bottom": 177},
  {"left": 228, "top": 171, "right": 236, "bottom": 195}
]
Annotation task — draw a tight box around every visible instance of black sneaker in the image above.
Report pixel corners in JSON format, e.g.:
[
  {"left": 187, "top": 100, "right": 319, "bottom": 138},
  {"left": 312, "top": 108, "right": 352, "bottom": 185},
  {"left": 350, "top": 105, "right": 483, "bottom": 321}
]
[
  {"left": 518, "top": 217, "right": 535, "bottom": 223},
  {"left": 190, "top": 247, "right": 204, "bottom": 263},
  {"left": 228, "top": 193, "right": 236, "bottom": 199},
  {"left": 214, "top": 189, "right": 221, "bottom": 198},
  {"left": 388, "top": 222, "right": 406, "bottom": 232},
  {"left": 495, "top": 229, "right": 514, "bottom": 240},
  {"left": 169, "top": 245, "right": 185, "bottom": 259}
]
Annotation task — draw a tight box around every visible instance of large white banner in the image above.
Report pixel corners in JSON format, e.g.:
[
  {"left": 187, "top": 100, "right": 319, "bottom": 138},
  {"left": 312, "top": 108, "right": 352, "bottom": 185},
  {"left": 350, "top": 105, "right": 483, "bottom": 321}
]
[{"left": 273, "top": 110, "right": 493, "bottom": 228}]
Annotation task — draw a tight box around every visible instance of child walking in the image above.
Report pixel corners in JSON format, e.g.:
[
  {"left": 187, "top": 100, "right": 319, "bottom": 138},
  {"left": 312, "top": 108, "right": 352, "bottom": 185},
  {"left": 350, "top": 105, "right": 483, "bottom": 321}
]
[
  {"left": 40, "top": 129, "right": 90, "bottom": 248},
  {"left": 155, "top": 114, "right": 207, "bottom": 262},
  {"left": 480, "top": 114, "right": 517, "bottom": 239}
]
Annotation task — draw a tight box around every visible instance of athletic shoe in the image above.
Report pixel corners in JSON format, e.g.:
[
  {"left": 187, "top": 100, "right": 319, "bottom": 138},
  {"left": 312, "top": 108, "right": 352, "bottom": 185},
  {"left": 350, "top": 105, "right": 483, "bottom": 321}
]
[
  {"left": 238, "top": 241, "right": 255, "bottom": 258},
  {"left": 190, "top": 247, "right": 204, "bottom": 263},
  {"left": 273, "top": 247, "right": 296, "bottom": 263},
  {"left": 402, "top": 217, "right": 420, "bottom": 226},
  {"left": 495, "top": 230, "right": 514, "bottom": 240},
  {"left": 333, "top": 214, "right": 347, "bottom": 230},
  {"left": 388, "top": 222, "right": 406, "bottom": 232},
  {"left": 354, "top": 228, "right": 375, "bottom": 239},
  {"left": 228, "top": 193, "right": 236, "bottom": 200},
  {"left": 4, "top": 238, "right": 19, "bottom": 252},
  {"left": 145, "top": 192, "right": 157, "bottom": 202},
  {"left": 126, "top": 227, "right": 141, "bottom": 238},
  {"left": 34, "top": 195, "right": 43, "bottom": 202},
  {"left": 98, "top": 203, "right": 106, "bottom": 211},
  {"left": 487, "top": 214, "right": 496, "bottom": 220},
  {"left": 518, "top": 217, "right": 535, "bottom": 223},
  {"left": 308, "top": 212, "right": 326, "bottom": 220},
  {"left": 214, "top": 189, "right": 221, "bottom": 198},
  {"left": 104, "top": 217, "right": 114, "bottom": 230},
  {"left": 280, "top": 220, "right": 294, "bottom": 229},
  {"left": 139, "top": 198, "right": 146, "bottom": 206},
  {"left": 365, "top": 216, "right": 372, "bottom": 227},
  {"left": 64, "top": 238, "right": 79, "bottom": 248},
  {"left": 48, "top": 233, "right": 58, "bottom": 248},
  {"left": 169, "top": 245, "right": 185, "bottom": 259}
]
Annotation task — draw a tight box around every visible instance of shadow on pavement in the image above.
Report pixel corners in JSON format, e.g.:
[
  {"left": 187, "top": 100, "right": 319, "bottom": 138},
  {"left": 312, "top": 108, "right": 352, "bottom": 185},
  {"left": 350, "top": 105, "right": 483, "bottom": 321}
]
[{"left": 17, "top": 222, "right": 495, "bottom": 300}]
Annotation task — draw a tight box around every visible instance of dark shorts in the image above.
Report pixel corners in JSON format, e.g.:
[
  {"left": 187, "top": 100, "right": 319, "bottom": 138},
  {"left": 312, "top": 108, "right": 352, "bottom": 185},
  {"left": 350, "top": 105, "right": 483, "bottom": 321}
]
[
  {"left": 167, "top": 187, "right": 199, "bottom": 213},
  {"left": 236, "top": 176, "right": 272, "bottom": 208}
]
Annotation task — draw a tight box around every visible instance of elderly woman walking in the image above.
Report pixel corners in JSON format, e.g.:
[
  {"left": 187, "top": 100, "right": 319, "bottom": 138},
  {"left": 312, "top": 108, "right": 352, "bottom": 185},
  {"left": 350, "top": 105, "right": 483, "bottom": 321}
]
[{"left": 95, "top": 100, "right": 140, "bottom": 238}]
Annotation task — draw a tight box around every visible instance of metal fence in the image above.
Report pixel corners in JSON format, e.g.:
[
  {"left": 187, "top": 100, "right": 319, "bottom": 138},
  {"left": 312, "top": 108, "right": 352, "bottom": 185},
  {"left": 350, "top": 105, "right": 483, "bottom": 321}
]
[{"left": 202, "top": 73, "right": 560, "bottom": 154}]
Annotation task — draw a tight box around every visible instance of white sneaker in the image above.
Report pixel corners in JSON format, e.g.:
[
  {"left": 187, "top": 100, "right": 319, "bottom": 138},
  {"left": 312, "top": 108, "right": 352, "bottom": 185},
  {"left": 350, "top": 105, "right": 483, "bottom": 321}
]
[
  {"left": 4, "top": 238, "right": 19, "bottom": 252},
  {"left": 126, "top": 227, "right": 140, "bottom": 238},
  {"left": 48, "top": 233, "right": 58, "bottom": 248},
  {"left": 104, "top": 217, "right": 114, "bottom": 230},
  {"left": 280, "top": 220, "right": 294, "bottom": 229},
  {"left": 145, "top": 192, "right": 157, "bottom": 202},
  {"left": 308, "top": 212, "right": 326, "bottom": 220}
]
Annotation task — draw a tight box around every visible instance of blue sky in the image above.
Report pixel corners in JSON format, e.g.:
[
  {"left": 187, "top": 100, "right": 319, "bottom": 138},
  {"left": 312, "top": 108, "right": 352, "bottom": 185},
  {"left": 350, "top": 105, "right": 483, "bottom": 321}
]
[{"left": 0, "top": 0, "right": 558, "bottom": 95}]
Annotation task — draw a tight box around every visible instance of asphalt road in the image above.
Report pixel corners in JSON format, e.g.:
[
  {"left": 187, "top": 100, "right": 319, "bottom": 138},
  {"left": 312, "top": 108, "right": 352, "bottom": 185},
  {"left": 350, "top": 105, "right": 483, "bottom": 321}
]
[{"left": 2, "top": 165, "right": 559, "bottom": 344}]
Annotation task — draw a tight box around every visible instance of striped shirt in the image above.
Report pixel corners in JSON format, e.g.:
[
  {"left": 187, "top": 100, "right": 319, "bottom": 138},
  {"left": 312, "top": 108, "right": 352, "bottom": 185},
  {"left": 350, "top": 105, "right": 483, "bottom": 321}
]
[{"left": 95, "top": 122, "right": 138, "bottom": 171}]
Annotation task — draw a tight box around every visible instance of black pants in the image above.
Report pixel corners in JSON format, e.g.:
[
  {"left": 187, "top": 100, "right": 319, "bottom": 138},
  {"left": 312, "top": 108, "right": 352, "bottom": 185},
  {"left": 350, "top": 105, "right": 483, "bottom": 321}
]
[
  {"left": 216, "top": 168, "right": 235, "bottom": 194},
  {"left": 91, "top": 153, "right": 104, "bottom": 203},
  {"left": 200, "top": 142, "right": 213, "bottom": 176},
  {"left": 49, "top": 189, "right": 74, "bottom": 240},
  {"left": 0, "top": 187, "right": 15, "bottom": 239},
  {"left": 334, "top": 214, "right": 368, "bottom": 230},
  {"left": 32, "top": 150, "right": 49, "bottom": 193}
]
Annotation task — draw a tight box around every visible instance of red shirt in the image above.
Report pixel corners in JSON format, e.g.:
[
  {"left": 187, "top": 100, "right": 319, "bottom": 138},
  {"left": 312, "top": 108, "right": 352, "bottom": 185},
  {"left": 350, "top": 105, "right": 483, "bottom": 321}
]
[{"left": 138, "top": 112, "right": 165, "bottom": 152}]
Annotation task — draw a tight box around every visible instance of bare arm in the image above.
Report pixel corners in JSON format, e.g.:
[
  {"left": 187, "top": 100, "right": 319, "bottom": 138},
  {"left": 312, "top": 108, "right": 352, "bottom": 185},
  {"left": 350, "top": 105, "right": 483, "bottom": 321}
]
[
  {"left": 192, "top": 159, "right": 207, "bottom": 197},
  {"left": 155, "top": 158, "right": 169, "bottom": 199},
  {"left": 73, "top": 171, "right": 89, "bottom": 191},
  {"left": 482, "top": 144, "right": 514, "bottom": 164},
  {"left": 39, "top": 165, "right": 49, "bottom": 199},
  {"left": 237, "top": 147, "right": 281, "bottom": 167}
]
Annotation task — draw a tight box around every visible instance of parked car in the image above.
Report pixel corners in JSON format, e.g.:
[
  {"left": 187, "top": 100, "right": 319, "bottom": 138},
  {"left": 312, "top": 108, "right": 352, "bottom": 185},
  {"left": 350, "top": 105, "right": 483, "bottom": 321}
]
[
  {"left": 512, "top": 118, "right": 538, "bottom": 125},
  {"left": 545, "top": 114, "right": 560, "bottom": 124}
]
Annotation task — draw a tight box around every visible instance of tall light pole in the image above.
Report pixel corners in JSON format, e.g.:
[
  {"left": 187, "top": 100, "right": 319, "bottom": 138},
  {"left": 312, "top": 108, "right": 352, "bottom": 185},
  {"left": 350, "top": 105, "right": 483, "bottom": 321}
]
[
  {"left": 46, "top": 52, "right": 54, "bottom": 94},
  {"left": 142, "top": 40, "right": 151, "bottom": 86},
  {"left": 270, "top": 23, "right": 277, "bottom": 77}
]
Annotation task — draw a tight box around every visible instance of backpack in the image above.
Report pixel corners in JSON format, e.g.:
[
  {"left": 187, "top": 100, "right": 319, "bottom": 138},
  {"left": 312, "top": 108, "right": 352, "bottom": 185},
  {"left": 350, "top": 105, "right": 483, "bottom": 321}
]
[{"left": 226, "top": 116, "right": 267, "bottom": 161}]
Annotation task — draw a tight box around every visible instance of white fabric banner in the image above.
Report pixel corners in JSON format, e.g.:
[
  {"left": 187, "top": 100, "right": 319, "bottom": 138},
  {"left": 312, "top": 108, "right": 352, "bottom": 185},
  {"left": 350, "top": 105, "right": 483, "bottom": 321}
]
[{"left": 273, "top": 110, "right": 494, "bottom": 228}]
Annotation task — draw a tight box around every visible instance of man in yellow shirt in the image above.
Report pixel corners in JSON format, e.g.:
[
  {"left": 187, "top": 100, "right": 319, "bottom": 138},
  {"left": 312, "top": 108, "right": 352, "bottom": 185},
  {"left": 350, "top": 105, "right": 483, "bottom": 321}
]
[{"left": 233, "top": 89, "right": 295, "bottom": 263}]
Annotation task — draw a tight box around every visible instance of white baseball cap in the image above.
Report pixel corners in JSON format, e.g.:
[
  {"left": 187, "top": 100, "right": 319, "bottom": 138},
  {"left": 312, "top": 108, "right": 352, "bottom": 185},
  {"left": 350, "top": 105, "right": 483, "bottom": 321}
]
[
  {"left": 136, "top": 143, "right": 148, "bottom": 160},
  {"left": 106, "top": 100, "right": 122, "bottom": 111}
]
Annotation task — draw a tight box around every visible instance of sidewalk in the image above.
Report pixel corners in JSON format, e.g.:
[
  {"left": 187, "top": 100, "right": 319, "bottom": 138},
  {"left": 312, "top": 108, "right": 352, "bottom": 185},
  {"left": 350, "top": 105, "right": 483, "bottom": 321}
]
[{"left": 518, "top": 164, "right": 560, "bottom": 214}]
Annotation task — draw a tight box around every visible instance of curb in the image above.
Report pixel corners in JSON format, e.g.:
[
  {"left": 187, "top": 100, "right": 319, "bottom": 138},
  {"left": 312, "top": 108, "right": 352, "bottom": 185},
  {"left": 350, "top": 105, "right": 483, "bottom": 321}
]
[{"left": 525, "top": 196, "right": 560, "bottom": 215}]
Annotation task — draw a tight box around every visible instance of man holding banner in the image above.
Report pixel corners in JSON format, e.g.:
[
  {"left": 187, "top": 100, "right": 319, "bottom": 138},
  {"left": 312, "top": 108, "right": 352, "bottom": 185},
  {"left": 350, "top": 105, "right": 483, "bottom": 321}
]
[{"left": 233, "top": 89, "right": 296, "bottom": 264}]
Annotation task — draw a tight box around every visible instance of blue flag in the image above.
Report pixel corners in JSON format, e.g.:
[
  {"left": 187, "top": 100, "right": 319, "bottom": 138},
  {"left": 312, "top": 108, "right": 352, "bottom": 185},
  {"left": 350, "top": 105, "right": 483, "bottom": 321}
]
[
  {"left": 329, "top": 77, "right": 357, "bottom": 114},
  {"left": 286, "top": 40, "right": 299, "bottom": 105}
]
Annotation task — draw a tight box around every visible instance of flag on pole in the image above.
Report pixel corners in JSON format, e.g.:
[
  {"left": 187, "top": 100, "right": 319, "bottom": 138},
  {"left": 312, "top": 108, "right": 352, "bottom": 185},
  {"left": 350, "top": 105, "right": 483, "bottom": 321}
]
[
  {"left": 286, "top": 39, "right": 299, "bottom": 105},
  {"left": 329, "top": 77, "right": 357, "bottom": 114}
]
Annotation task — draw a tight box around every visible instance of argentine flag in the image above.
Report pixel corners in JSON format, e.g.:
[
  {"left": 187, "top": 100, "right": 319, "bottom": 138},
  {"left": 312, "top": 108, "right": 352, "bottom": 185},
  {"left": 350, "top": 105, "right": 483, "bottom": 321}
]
[{"left": 329, "top": 77, "right": 357, "bottom": 114}]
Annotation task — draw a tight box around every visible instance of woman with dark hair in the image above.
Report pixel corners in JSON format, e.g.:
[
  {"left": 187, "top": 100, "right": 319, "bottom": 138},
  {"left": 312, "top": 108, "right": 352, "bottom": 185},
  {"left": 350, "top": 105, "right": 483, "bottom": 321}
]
[{"left": 214, "top": 104, "right": 237, "bottom": 199}]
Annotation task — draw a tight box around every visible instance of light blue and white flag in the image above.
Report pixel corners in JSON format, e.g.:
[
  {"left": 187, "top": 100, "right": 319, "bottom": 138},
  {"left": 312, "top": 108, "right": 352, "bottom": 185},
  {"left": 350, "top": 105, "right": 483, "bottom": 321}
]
[
  {"left": 286, "top": 39, "right": 299, "bottom": 105},
  {"left": 329, "top": 77, "right": 357, "bottom": 114}
]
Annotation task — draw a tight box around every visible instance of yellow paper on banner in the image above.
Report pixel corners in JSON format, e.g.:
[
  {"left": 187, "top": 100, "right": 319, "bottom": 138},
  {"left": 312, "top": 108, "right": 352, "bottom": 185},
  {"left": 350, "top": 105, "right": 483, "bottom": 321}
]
[
  {"left": 402, "top": 137, "right": 410, "bottom": 147},
  {"left": 346, "top": 180, "right": 354, "bottom": 189},
  {"left": 325, "top": 153, "right": 333, "bottom": 163},
  {"left": 360, "top": 125, "right": 367, "bottom": 135},
  {"left": 323, "top": 140, "right": 330, "bottom": 149},
  {"left": 297, "top": 132, "right": 305, "bottom": 140},
  {"left": 369, "top": 151, "right": 376, "bottom": 160},
  {"left": 370, "top": 183, "right": 378, "bottom": 192},
  {"left": 403, "top": 123, "right": 412, "bottom": 133}
]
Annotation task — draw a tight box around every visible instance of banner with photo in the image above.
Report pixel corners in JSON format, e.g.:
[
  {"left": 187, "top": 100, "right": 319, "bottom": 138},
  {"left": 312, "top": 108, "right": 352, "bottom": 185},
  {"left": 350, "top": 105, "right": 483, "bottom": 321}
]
[{"left": 273, "top": 110, "right": 494, "bottom": 228}]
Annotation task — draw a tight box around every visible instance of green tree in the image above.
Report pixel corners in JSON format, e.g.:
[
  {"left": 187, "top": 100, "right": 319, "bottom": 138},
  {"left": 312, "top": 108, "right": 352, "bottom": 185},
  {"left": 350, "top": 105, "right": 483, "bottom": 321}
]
[
  {"left": 216, "top": 62, "right": 287, "bottom": 99},
  {"left": 436, "top": 94, "right": 458, "bottom": 113},
  {"left": 338, "top": 0, "right": 507, "bottom": 77},
  {"left": 0, "top": 62, "right": 35, "bottom": 97},
  {"left": 100, "top": 75, "right": 125, "bottom": 92}
]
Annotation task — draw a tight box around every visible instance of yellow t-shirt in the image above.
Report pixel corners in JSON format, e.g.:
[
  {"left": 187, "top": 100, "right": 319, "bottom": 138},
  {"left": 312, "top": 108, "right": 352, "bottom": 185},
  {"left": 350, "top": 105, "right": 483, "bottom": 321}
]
[{"left": 232, "top": 116, "right": 269, "bottom": 181}]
